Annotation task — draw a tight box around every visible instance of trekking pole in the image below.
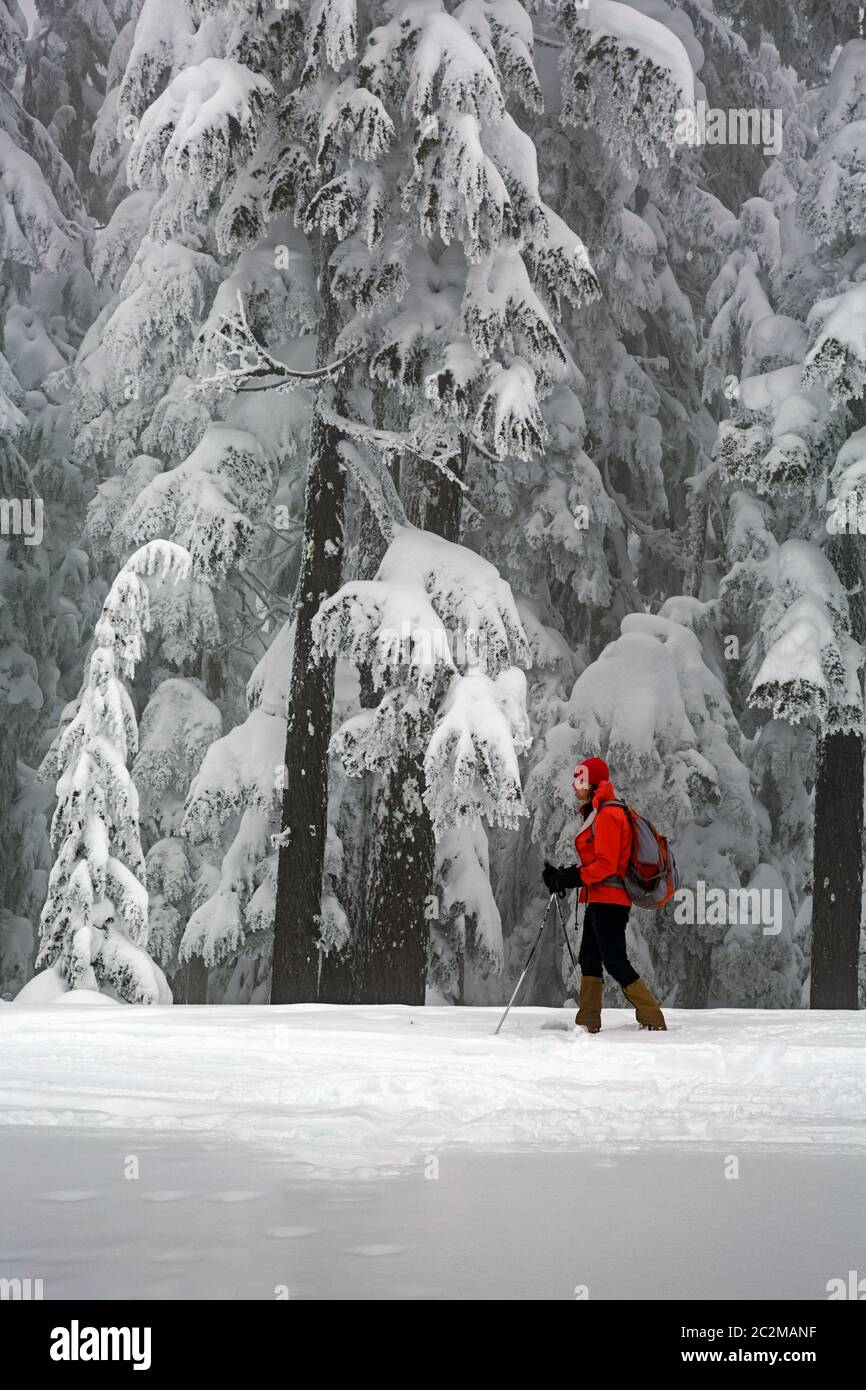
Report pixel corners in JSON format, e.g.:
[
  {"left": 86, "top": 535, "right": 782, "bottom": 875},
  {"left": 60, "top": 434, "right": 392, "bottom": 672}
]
[
  {"left": 494, "top": 894, "right": 555, "bottom": 1035},
  {"left": 553, "top": 893, "right": 578, "bottom": 975}
]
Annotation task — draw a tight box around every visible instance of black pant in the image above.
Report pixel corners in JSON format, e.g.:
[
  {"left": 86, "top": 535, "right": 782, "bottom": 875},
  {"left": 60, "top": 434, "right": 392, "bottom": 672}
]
[{"left": 578, "top": 902, "right": 639, "bottom": 987}]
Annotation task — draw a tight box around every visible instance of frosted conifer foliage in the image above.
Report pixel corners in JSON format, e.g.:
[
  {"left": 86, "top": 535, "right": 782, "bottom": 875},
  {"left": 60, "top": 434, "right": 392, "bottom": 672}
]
[
  {"left": 35, "top": 541, "right": 194, "bottom": 1005},
  {"left": 314, "top": 526, "right": 531, "bottom": 838},
  {"left": 750, "top": 541, "right": 863, "bottom": 735}
]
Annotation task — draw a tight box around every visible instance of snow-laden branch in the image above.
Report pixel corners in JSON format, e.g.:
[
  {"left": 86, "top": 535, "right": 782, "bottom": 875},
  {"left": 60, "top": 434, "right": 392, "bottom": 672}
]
[
  {"left": 313, "top": 525, "right": 529, "bottom": 696},
  {"left": 315, "top": 526, "right": 532, "bottom": 836},
  {"left": 196, "top": 291, "right": 358, "bottom": 394},
  {"left": 749, "top": 540, "right": 863, "bottom": 733},
  {"left": 322, "top": 409, "right": 468, "bottom": 493}
]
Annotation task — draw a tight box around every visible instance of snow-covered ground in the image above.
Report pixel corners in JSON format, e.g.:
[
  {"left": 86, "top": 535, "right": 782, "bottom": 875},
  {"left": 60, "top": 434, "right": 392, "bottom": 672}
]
[{"left": 2, "top": 1002, "right": 865, "bottom": 1298}]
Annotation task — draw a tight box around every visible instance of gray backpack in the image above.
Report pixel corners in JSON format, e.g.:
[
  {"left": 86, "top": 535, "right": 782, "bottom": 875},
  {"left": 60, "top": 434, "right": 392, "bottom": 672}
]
[{"left": 594, "top": 799, "right": 679, "bottom": 910}]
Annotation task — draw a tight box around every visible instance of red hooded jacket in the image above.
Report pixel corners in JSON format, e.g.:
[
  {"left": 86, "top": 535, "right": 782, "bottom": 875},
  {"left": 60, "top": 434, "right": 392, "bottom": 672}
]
[{"left": 574, "top": 779, "right": 632, "bottom": 907}]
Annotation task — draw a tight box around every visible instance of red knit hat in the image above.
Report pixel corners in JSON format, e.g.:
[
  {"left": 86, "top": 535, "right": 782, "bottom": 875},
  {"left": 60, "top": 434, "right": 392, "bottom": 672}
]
[{"left": 573, "top": 757, "right": 609, "bottom": 788}]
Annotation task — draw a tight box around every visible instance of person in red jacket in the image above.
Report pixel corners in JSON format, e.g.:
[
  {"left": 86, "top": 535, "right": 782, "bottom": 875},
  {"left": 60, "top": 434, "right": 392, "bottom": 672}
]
[{"left": 543, "top": 757, "right": 666, "bottom": 1032}]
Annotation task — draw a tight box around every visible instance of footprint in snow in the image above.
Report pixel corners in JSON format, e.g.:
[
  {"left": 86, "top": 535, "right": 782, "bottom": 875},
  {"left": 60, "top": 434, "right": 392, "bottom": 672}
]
[
  {"left": 41, "top": 1190, "right": 101, "bottom": 1202},
  {"left": 345, "top": 1244, "right": 405, "bottom": 1257},
  {"left": 205, "top": 1190, "right": 262, "bottom": 1203},
  {"left": 266, "top": 1226, "right": 319, "bottom": 1240},
  {"left": 148, "top": 1249, "right": 203, "bottom": 1264}
]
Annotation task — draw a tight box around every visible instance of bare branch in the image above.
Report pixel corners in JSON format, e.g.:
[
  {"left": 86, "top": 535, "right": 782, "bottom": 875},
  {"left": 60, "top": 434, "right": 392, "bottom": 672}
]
[{"left": 207, "top": 603, "right": 289, "bottom": 655}]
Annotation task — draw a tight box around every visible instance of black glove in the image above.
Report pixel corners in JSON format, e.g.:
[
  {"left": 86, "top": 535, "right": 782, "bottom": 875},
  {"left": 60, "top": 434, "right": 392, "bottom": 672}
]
[{"left": 542, "top": 861, "right": 582, "bottom": 898}]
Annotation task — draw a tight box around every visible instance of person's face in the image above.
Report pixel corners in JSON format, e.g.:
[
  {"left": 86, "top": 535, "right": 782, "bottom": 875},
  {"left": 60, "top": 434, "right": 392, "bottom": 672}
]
[{"left": 573, "top": 772, "right": 593, "bottom": 803}]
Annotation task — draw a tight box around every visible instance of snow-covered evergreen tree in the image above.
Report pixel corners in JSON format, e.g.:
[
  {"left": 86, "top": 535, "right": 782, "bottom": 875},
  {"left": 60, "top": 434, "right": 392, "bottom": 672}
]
[
  {"left": 0, "top": 0, "right": 98, "bottom": 993},
  {"left": 192, "top": 0, "right": 598, "bottom": 1002},
  {"left": 33, "top": 541, "right": 192, "bottom": 1003},
  {"left": 48, "top": 0, "right": 315, "bottom": 999},
  {"left": 314, "top": 524, "right": 531, "bottom": 997},
  {"left": 706, "top": 31, "right": 866, "bottom": 1006}
]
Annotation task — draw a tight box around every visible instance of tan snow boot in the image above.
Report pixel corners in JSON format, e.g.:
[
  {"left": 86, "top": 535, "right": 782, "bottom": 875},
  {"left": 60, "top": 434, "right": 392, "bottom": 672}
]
[
  {"left": 622, "top": 978, "right": 666, "bottom": 1030},
  {"left": 575, "top": 975, "right": 603, "bottom": 1033}
]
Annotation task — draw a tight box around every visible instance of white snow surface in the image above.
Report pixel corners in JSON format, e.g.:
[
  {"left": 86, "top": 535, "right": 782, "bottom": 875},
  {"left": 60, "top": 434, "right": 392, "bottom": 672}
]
[
  {"left": 2, "top": 1005, "right": 865, "bottom": 1299},
  {"left": 2, "top": 1004, "right": 864, "bottom": 1175}
]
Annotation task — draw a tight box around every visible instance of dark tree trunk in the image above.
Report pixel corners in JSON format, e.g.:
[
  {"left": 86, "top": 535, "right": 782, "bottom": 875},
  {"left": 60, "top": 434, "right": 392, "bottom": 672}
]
[
  {"left": 319, "top": 389, "right": 395, "bottom": 1002},
  {"left": 681, "top": 940, "right": 712, "bottom": 1009},
  {"left": 811, "top": 525, "right": 865, "bottom": 1008},
  {"left": 0, "top": 723, "right": 27, "bottom": 993},
  {"left": 408, "top": 447, "right": 464, "bottom": 540},
  {"left": 271, "top": 232, "right": 346, "bottom": 1004},
  {"left": 356, "top": 758, "right": 434, "bottom": 1003},
  {"left": 0, "top": 726, "right": 21, "bottom": 909},
  {"left": 172, "top": 953, "right": 209, "bottom": 1004},
  {"left": 316, "top": 936, "right": 354, "bottom": 1003},
  {"left": 684, "top": 483, "right": 708, "bottom": 600},
  {"left": 811, "top": 727, "right": 863, "bottom": 1007},
  {"left": 323, "top": 652, "right": 380, "bottom": 1003},
  {"left": 318, "top": 659, "right": 382, "bottom": 1003},
  {"left": 356, "top": 444, "right": 466, "bottom": 1003}
]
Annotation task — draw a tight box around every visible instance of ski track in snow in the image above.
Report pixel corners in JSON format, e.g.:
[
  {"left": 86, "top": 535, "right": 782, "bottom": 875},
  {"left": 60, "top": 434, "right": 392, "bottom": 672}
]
[{"left": 1, "top": 1004, "right": 865, "bottom": 1178}]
